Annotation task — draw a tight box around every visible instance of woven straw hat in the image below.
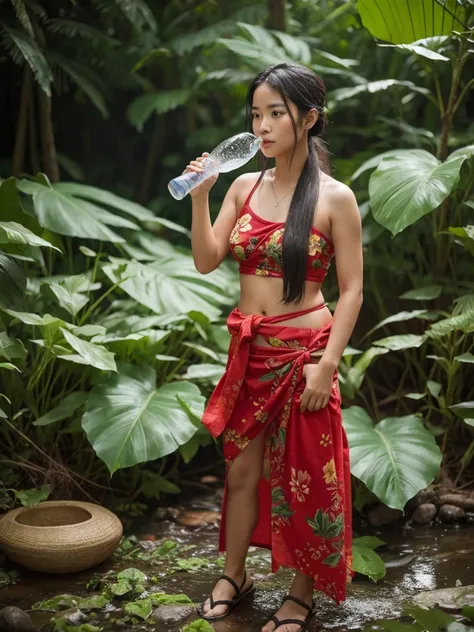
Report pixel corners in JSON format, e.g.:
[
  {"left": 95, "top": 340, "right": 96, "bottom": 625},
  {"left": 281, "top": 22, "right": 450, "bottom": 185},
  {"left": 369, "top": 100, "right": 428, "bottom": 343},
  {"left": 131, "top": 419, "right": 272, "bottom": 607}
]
[{"left": 0, "top": 500, "right": 123, "bottom": 573}]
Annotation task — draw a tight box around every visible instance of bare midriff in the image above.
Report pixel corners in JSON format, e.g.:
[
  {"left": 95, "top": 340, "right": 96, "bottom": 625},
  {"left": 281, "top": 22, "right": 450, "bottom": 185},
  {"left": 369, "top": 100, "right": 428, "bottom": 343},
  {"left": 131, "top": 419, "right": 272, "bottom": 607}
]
[{"left": 237, "top": 274, "right": 332, "bottom": 350}]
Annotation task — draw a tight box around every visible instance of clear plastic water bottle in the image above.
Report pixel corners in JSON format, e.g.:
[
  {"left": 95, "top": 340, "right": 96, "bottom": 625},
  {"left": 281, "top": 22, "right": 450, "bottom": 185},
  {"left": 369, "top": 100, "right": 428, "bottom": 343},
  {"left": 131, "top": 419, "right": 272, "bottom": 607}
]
[{"left": 168, "top": 133, "right": 262, "bottom": 200}]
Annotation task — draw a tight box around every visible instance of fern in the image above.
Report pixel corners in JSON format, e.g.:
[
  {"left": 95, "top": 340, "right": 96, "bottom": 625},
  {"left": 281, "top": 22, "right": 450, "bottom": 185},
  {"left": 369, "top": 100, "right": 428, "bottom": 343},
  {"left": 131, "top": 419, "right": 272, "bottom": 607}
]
[
  {"left": 11, "top": 0, "right": 34, "bottom": 36},
  {"left": 0, "top": 25, "right": 52, "bottom": 94},
  {"left": 46, "top": 19, "right": 120, "bottom": 47}
]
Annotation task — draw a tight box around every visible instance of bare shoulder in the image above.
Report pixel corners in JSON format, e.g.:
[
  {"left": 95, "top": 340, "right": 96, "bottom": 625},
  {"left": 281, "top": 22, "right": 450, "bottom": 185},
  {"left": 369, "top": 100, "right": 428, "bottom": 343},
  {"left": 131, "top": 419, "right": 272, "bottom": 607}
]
[
  {"left": 232, "top": 171, "right": 261, "bottom": 207},
  {"left": 321, "top": 175, "right": 357, "bottom": 211}
]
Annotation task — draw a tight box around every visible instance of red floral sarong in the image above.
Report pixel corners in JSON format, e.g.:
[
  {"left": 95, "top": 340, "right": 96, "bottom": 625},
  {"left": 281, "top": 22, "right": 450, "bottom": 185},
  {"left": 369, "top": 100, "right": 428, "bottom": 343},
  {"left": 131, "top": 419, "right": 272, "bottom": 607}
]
[{"left": 202, "top": 305, "right": 352, "bottom": 604}]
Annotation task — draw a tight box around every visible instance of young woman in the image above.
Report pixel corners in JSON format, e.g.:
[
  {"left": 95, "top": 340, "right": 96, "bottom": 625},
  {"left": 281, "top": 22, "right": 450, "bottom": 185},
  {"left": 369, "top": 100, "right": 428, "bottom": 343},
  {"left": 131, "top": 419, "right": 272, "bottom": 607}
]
[{"left": 186, "top": 62, "right": 363, "bottom": 632}]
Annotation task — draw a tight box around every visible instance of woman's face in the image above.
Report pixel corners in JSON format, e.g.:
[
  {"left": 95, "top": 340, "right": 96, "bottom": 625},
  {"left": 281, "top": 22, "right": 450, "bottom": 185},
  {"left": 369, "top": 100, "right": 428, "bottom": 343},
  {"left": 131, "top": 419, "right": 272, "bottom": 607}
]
[{"left": 251, "top": 82, "right": 305, "bottom": 158}]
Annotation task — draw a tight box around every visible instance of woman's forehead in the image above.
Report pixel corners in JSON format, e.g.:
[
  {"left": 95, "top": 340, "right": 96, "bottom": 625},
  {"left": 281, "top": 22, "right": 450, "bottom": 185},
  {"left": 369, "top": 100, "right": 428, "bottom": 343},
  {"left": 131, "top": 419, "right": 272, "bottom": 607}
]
[{"left": 252, "top": 82, "right": 284, "bottom": 107}]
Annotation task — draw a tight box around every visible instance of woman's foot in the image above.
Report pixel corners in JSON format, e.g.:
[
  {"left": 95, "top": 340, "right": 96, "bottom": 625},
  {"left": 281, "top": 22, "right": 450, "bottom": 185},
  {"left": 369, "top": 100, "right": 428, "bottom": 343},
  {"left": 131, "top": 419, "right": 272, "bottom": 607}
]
[
  {"left": 261, "top": 594, "right": 314, "bottom": 632},
  {"left": 201, "top": 571, "right": 254, "bottom": 619}
]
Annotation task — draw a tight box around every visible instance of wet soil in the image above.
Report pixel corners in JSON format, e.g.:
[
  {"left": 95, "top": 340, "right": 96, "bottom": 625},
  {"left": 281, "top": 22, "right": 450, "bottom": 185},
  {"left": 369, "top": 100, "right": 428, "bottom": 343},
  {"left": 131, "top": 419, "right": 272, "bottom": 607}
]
[{"left": 1, "top": 502, "right": 474, "bottom": 631}]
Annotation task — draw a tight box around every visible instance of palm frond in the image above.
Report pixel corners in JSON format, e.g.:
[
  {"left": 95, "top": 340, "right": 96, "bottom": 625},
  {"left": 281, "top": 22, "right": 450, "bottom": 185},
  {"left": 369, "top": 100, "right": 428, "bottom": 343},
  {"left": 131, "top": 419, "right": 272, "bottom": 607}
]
[
  {"left": 12, "top": 0, "right": 34, "bottom": 36},
  {"left": 1, "top": 24, "right": 52, "bottom": 94},
  {"left": 47, "top": 19, "right": 120, "bottom": 47},
  {"left": 95, "top": 0, "right": 157, "bottom": 33},
  {"left": 47, "top": 52, "right": 108, "bottom": 118},
  {"left": 170, "top": 20, "right": 236, "bottom": 55},
  {"left": 24, "top": 0, "right": 47, "bottom": 22},
  {"left": 127, "top": 88, "right": 191, "bottom": 131}
]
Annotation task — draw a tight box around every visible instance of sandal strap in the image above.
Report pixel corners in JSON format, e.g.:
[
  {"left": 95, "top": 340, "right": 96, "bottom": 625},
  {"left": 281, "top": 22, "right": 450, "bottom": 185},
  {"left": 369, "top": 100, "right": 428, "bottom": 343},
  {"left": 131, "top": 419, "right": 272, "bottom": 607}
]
[
  {"left": 220, "top": 574, "right": 241, "bottom": 598},
  {"left": 282, "top": 595, "right": 313, "bottom": 613},
  {"left": 209, "top": 598, "right": 234, "bottom": 608},
  {"left": 272, "top": 616, "right": 306, "bottom": 630}
]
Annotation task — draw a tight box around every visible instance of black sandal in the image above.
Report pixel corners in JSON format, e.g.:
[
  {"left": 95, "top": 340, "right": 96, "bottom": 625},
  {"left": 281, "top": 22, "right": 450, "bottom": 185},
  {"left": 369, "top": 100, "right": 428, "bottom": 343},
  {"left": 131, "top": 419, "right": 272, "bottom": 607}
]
[
  {"left": 198, "top": 572, "right": 255, "bottom": 621},
  {"left": 268, "top": 595, "right": 316, "bottom": 631}
]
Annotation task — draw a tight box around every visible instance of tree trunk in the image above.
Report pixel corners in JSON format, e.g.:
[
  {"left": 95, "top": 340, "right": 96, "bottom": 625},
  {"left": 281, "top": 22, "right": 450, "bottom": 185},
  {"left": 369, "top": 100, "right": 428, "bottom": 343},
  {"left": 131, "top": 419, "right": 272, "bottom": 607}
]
[
  {"left": 28, "top": 90, "right": 40, "bottom": 174},
  {"left": 38, "top": 87, "right": 60, "bottom": 182},
  {"left": 267, "top": 0, "right": 286, "bottom": 31},
  {"left": 12, "top": 67, "right": 33, "bottom": 177}
]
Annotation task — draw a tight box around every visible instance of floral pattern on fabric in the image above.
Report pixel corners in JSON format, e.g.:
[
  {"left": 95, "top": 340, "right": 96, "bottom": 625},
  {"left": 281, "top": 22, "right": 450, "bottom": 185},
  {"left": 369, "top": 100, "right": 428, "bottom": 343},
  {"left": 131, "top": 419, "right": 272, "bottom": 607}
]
[
  {"left": 202, "top": 307, "right": 352, "bottom": 605},
  {"left": 228, "top": 208, "right": 335, "bottom": 283}
]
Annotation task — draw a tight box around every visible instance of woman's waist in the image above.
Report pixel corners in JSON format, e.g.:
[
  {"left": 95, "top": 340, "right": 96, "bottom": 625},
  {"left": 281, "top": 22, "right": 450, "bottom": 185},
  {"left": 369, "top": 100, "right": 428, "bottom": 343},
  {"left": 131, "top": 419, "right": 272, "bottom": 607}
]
[{"left": 237, "top": 274, "right": 326, "bottom": 317}]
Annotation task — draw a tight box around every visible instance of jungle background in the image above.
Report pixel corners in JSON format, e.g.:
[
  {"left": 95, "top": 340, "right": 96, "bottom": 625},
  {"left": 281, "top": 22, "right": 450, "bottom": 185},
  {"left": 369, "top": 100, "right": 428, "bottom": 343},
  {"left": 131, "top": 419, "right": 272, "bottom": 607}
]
[{"left": 0, "top": 0, "right": 473, "bottom": 525}]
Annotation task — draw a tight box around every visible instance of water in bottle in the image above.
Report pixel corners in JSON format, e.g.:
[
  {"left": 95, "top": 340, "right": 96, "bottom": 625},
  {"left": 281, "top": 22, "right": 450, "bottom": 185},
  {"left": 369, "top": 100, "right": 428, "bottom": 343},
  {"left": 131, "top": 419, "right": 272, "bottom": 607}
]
[{"left": 168, "top": 133, "right": 262, "bottom": 200}]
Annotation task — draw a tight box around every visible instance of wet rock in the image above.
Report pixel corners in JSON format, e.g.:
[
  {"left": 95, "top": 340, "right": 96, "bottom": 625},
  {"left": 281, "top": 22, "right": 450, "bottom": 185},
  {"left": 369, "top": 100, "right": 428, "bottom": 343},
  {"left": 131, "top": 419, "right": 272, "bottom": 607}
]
[
  {"left": 366, "top": 503, "right": 403, "bottom": 527},
  {"left": 0, "top": 607, "right": 36, "bottom": 632},
  {"left": 411, "top": 486, "right": 437, "bottom": 508},
  {"left": 439, "top": 504, "right": 466, "bottom": 523},
  {"left": 412, "top": 503, "right": 437, "bottom": 525},
  {"left": 139, "top": 540, "right": 156, "bottom": 551},
  {"left": 413, "top": 585, "right": 474, "bottom": 610},
  {"left": 54, "top": 609, "right": 89, "bottom": 626},
  {"left": 152, "top": 605, "right": 194, "bottom": 624},
  {"left": 155, "top": 507, "right": 180, "bottom": 521},
  {"left": 176, "top": 510, "right": 221, "bottom": 528},
  {"left": 437, "top": 493, "right": 474, "bottom": 511}
]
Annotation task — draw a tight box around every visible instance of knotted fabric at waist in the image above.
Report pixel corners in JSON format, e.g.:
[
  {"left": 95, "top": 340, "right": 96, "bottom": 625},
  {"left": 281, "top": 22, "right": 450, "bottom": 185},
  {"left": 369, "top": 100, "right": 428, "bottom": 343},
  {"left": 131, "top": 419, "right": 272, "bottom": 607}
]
[{"left": 201, "top": 303, "right": 332, "bottom": 437}]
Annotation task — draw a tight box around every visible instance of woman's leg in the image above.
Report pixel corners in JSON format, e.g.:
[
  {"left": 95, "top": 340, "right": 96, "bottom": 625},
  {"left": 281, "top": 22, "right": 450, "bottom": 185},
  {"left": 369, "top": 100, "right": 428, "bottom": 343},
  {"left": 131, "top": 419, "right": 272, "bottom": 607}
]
[
  {"left": 202, "top": 429, "right": 266, "bottom": 617},
  {"left": 261, "top": 571, "right": 313, "bottom": 632}
]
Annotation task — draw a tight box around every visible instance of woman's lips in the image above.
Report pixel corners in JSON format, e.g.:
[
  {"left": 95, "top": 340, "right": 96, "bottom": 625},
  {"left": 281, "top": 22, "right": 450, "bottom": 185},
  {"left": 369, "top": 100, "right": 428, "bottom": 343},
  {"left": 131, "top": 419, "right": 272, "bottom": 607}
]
[{"left": 261, "top": 140, "right": 274, "bottom": 147}]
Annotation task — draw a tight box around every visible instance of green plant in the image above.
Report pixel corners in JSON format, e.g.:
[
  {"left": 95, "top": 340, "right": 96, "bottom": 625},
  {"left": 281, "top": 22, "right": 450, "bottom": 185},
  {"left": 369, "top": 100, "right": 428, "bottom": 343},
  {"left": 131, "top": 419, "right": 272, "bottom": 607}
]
[{"left": 0, "top": 174, "right": 236, "bottom": 499}]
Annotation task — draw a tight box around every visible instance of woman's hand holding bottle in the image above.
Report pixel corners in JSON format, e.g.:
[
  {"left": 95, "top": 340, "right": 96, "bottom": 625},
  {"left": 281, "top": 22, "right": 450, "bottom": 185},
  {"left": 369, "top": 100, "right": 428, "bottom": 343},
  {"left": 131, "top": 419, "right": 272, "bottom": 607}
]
[{"left": 183, "top": 152, "right": 219, "bottom": 198}]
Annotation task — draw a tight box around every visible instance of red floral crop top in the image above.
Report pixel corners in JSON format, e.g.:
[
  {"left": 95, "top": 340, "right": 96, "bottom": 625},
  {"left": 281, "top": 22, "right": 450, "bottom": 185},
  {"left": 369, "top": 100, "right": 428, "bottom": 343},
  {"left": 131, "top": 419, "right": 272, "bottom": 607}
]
[{"left": 229, "top": 180, "right": 334, "bottom": 283}]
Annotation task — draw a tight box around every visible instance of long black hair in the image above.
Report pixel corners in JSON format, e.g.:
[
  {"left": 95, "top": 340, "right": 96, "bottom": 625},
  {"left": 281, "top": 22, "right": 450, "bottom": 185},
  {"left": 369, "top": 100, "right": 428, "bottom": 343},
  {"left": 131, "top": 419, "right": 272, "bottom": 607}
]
[{"left": 246, "top": 62, "right": 329, "bottom": 304}]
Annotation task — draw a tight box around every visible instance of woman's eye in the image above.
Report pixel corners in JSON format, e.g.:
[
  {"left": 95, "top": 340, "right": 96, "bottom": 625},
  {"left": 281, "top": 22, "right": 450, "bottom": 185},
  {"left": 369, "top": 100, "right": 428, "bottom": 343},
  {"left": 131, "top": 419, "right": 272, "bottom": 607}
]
[{"left": 272, "top": 111, "right": 282, "bottom": 117}]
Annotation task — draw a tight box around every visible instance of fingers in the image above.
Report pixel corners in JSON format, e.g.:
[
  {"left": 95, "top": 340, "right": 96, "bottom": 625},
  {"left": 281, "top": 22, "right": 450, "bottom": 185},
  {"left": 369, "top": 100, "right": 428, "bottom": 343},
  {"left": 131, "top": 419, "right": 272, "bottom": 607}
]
[
  {"left": 183, "top": 153, "right": 209, "bottom": 174},
  {"left": 300, "top": 390, "right": 330, "bottom": 412}
]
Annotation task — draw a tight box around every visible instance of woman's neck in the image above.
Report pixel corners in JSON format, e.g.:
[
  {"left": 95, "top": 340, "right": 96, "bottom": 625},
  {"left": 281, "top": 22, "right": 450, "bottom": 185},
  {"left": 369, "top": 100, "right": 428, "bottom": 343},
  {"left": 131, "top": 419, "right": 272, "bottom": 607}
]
[{"left": 272, "top": 137, "right": 309, "bottom": 185}]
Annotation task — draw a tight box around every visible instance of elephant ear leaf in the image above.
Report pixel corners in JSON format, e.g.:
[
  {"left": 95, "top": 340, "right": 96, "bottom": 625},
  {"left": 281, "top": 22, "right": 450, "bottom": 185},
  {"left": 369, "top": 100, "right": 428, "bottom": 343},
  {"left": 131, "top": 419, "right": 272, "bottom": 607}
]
[
  {"left": 342, "top": 407, "right": 442, "bottom": 510},
  {"left": 82, "top": 364, "right": 206, "bottom": 474}
]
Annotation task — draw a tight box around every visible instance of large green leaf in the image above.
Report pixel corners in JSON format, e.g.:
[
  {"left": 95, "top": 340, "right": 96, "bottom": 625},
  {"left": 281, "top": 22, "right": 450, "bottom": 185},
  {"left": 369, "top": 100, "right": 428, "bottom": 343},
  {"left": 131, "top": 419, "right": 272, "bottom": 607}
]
[
  {"left": 127, "top": 89, "right": 192, "bottom": 131},
  {"left": 428, "top": 310, "right": 474, "bottom": 337},
  {"left": 356, "top": 0, "right": 465, "bottom": 44},
  {"left": 0, "top": 221, "right": 61, "bottom": 251},
  {"left": 17, "top": 179, "right": 129, "bottom": 243},
  {"left": 329, "top": 80, "right": 430, "bottom": 105},
  {"left": 60, "top": 328, "right": 117, "bottom": 372},
  {"left": 53, "top": 183, "right": 189, "bottom": 236},
  {"left": 366, "top": 310, "right": 428, "bottom": 337},
  {"left": 0, "top": 255, "right": 26, "bottom": 309},
  {"left": 379, "top": 39, "right": 450, "bottom": 61},
  {"left": 342, "top": 406, "right": 442, "bottom": 510},
  {"left": 373, "top": 334, "right": 426, "bottom": 351},
  {"left": 448, "top": 226, "right": 474, "bottom": 256},
  {"left": 41, "top": 282, "right": 89, "bottom": 317},
  {"left": 369, "top": 149, "right": 467, "bottom": 235},
  {"left": 102, "top": 257, "right": 227, "bottom": 320},
  {"left": 0, "top": 332, "right": 27, "bottom": 361},
  {"left": 82, "top": 364, "right": 206, "bottom": 474},
  {"left": 33, "top": 391, "right": 89, "bottom": 427},
  {"left": 218, "top": 23, "right": 297, "bottom": 69}
]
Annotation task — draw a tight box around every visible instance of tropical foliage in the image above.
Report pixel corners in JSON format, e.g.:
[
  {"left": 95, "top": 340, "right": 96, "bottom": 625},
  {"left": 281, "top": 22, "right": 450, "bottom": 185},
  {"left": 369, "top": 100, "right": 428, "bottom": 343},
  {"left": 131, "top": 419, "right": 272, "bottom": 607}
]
[{"left": 0, "top": 0, "right": 473, "bottom": 516}]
